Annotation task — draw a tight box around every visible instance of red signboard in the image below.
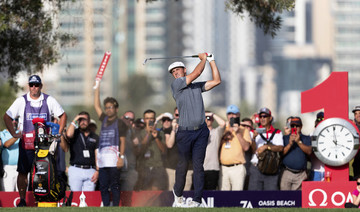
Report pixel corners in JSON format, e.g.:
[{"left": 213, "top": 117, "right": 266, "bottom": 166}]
[{"left": 301, "top": 72, "right": 357, "bottom": 208}]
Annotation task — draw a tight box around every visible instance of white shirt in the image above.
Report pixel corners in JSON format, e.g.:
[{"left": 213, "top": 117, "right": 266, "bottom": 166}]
[
  {"left": 250, "top": 130, "right": 284, "bottom": 165},
  {"left": 6, "top": 92, "right": 65, "bottom": 131}
]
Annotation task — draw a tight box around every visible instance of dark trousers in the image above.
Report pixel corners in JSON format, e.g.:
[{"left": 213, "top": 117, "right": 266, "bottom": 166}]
[
  {"left": 173, "top": 124, "right": 209, "bottom": 203},
  {"left": 204, "top": 170, "right": 219, "bottom": 190},
  {"left": 99, "top": 167, "right": 121, "bottom": 206}
]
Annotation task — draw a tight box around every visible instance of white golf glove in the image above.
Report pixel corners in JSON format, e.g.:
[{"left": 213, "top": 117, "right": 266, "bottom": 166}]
[{"left": 206, "top": 53, "right": 215, "bottom": 63}]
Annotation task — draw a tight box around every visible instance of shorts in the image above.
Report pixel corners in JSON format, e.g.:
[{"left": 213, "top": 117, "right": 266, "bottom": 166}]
[{"left": 17, "top": 142, "right": 35, "bottom": 174}]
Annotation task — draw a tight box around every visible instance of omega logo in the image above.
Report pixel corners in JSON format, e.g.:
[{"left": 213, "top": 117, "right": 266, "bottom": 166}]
[{"left": 308, "top": 189, "right": 353, "bottom": 207}]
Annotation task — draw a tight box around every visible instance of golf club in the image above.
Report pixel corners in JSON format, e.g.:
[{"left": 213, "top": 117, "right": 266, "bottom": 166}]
[{"left": 143, "top": 54, "right": 212, "bottom": 65}]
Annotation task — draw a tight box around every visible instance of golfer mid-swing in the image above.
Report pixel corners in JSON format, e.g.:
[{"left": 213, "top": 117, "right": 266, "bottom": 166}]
[{"left": 169, "top": 52, "right": 221, "bottom": 207}]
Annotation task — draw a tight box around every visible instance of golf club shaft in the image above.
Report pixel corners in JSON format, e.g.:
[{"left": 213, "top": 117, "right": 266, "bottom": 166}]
[{"left": 147, "top": 55, "right": 198, "bottom": 61}]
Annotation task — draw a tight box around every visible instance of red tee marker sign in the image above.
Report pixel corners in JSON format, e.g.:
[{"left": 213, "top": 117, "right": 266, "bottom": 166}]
[
  {"left": 301, "top": 72, "right": 357, "bottom": 208},
  {"left": 93, "top": 51, "right": 111, "bottom": 89}
]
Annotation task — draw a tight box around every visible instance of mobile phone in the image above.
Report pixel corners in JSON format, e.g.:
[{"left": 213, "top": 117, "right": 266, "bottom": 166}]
[
  {"left": 291, "top": 128, "right": 297, "bottom": 135},
  {"left": 256, "top": 128, "right": 266, "bottom": 134},
  {"left": 148, "top": 120, "right": 154, "bottom": 126},
  {"left": 230, "top": 117, "right": 240, "bottom": 127},
  {"left": 286, "top": 122, "right": 291, "bottom": 129}
]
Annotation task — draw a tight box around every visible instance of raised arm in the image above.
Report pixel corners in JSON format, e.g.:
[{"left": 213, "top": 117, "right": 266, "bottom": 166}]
[
  {"left": 185, "top": 53, "right": 207, "bottom": 85},
  {"left": 94, "top": 83, "right": 103, "bottom": 118},
  {"left": 204, "top": 54, "right": 221, "bottom": 91}
]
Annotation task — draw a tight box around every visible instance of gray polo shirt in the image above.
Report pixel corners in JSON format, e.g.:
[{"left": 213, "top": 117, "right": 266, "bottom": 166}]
[{"left": 171, "top": 77, "right": 206, "bottom": 128}]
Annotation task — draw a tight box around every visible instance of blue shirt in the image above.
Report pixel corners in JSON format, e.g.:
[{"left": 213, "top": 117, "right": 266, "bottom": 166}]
[
  {"left": 0, "top": 129, "right": 19, "bottom": 165},
  {"left": 282, "top": 133, "right": 311, "bottom": 170}
]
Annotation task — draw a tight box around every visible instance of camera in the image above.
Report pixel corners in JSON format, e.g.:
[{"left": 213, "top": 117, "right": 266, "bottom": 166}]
[
  {"left": 148, "top": 120, "right": 154, "bottom": 126},
  {"left": 256, "top": 127, "right": 266, "bottom": 134},
  {"left": 230, "top": 117, "right": 240, "bottom": 127}
]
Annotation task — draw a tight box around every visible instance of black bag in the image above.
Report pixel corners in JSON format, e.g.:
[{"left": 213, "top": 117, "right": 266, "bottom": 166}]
[
  {"left": 257, "top": 129, "right": 281, "bottom": 175},
  {"left": 30, "top": 119, "right": 66, "bottom": 202}
]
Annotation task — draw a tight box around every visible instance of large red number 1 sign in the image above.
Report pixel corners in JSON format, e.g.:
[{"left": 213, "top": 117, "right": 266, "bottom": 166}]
[{"left": 301, "top": 72, "right": 356, "bottom": 208}]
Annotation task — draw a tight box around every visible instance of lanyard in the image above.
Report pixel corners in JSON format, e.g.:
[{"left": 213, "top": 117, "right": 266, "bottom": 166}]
[{"left": 79, "top": 133, "right": 88, "bottom": 150}]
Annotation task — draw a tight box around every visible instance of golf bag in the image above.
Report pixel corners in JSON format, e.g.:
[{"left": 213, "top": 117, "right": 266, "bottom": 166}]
[{"left": 30, "top": 118, "right": 66, "bottom": 202}]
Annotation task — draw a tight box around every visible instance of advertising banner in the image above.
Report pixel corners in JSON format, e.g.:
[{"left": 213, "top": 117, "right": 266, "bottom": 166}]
[{"left": 0, "top": 190, "right": 301, "bottom": 208}]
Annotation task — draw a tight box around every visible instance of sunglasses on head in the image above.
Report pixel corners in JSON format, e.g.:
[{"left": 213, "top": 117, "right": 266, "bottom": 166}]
[{"left": 29, "top": 83, "right": 40, "bottom": 87}]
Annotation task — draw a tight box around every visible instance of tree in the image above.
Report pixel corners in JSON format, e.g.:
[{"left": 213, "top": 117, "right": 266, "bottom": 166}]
[
  {"left": 0, "top": 0, "right": 74, "bottom": 86},
  {"left": 0, "top": 81, "right": 16, "bottom": 129},
  {"left": 225, "top": 0, "right": 295, "bottom": 37},
  {"left": 145, "top": 0, "right": 295, "bottom": 38},
  {"left": 123, "top": 74, "right": 154, "bottom": 113}
]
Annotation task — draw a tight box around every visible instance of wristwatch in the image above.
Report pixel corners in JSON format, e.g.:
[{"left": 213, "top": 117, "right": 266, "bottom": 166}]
[
  {"left": 120, "top": 154, "right": 125, "bottom": 159},
  {"left": 312, "top": 117, "right": 359, "bottom": 166}
]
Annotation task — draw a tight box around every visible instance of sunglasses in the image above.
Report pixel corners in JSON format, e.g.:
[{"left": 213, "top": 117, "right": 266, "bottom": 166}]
[
  {"left": 124, "top": 116, "right": 134, "bottom": 121},
  {"left": 259, "top": 115, "right": 269, "bottom": 118},
  {"left": 291, "top": 125, "right": 300, "bottom": 128},
  {"left": 357, "top": 182, "right": 360, "bottom": 186},
  {"left": 162, "top": 117, "right": 171, "bottom": 122},
  {"left": 29, "top": 83, "right": 40, "bottom": 87}
]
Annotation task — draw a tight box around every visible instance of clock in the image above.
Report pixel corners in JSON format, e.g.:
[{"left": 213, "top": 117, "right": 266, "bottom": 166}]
[{"left": 312, "top": 117, "right": 360, "bottom": 166}]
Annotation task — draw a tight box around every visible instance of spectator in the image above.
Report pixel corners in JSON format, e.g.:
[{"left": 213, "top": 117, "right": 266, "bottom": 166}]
[
  {"left": 345, "top": 176, "right": 360, "bottom": 208},
  {"left": 248, "top": 107, "right": 284, "bottom": 190},
  {"left": 88, "top": 119, "right": 98, "bottom": 134},
  {"left": 0, "top": 117, "right": 20, "bottom": 191},
  {"left": 3, "top": 75, "right": 67, "bottom": 207},
  {"left": 165, "top": 108, "right": 193, "bottom": 191},
  {"left": 352, "top": 106, "right": 360, "bottom": 179},
  {"left": 51, "top": 116, "right": 67, "bottom": 188},
  {"left": 283, "top": 116, "right": 293, "bottom": 136},
  {"left": 64, "top": 111, "right": 99, "bottom": 191},
  {"left": 119, "top": 111, "right": 140, "bottom": 191},
  {"left": 94, "top": 81, "right": 127, "bottom": 207},
  {"left": 225, "top": 105, "right": 240, "bottom": 129},
  {"left": 280, "top": 117, "right": 312, "bottom": 190},
  {"left": 240, "top": 117, "right": 254, "bottom": 190},
  {"left": 138, "top": 109, "right": 167, "bottom": 190},
  {"left": 219, "top": 108, "right": 251, "bottom": 190},
  {"left": 203, "top": 111, "right": 225, "bottom": 190},
  {"left": 309, "top": 111, "right": 325, "bottom": 181}
]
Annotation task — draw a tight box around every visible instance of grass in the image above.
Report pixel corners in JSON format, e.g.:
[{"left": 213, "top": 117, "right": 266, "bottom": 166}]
[{"left": 0, "top": 207, "right": 355, "bottom": 212}]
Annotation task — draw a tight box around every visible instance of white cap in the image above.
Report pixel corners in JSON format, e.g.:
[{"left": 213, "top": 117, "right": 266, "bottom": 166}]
[
  {"left": 163, "top": 112, "right": 173, "bottom": 120},
  {"left": 168, "top": 61, "right": 185, "bottom": 73}
]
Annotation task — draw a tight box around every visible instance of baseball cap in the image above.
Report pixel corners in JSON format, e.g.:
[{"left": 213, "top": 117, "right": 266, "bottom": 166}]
[
  {"left": 162, "top": 112, "right": 173, "bottom": 120},
  {"left": 316, "top": 112, "right": 324, "bottom": 119},
  {"left": 352, "top": 106, "right": 360, "bottom": 113},
  {"left": 258, "top": 107, "right": 272, "bottom": 116},
  {"left": 290, "top": 117, "right": 302, "bottom": 126},
  {"left": 168, "top": 62, "right": 185, "bottom": 73},
  {"left": 226, "top": 105, "right": 240, "bottom": 114},
  {"left": 28, "top": 75, "right": 42, "bottom": 84}
]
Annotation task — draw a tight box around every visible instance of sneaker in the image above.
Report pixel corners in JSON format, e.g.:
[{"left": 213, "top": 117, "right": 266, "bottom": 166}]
[
  {"left": 17, "top": 199, "right": 27, "bottom": 207},
  {"left": 186, "top": 200, "right": 202, "bottom": 208},
  {"left": 172, "top": 190, "right": 186, "bottom": 207}
]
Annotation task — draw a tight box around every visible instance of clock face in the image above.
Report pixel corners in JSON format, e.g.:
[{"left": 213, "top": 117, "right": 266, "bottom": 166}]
[{"left": 312, "top": 118, "right": 359, "bottom": 166}]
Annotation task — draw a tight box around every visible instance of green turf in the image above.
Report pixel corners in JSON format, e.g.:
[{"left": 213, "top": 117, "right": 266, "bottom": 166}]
[{"left": 0, "top": 207, "right": 355, "bottom": 212}]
